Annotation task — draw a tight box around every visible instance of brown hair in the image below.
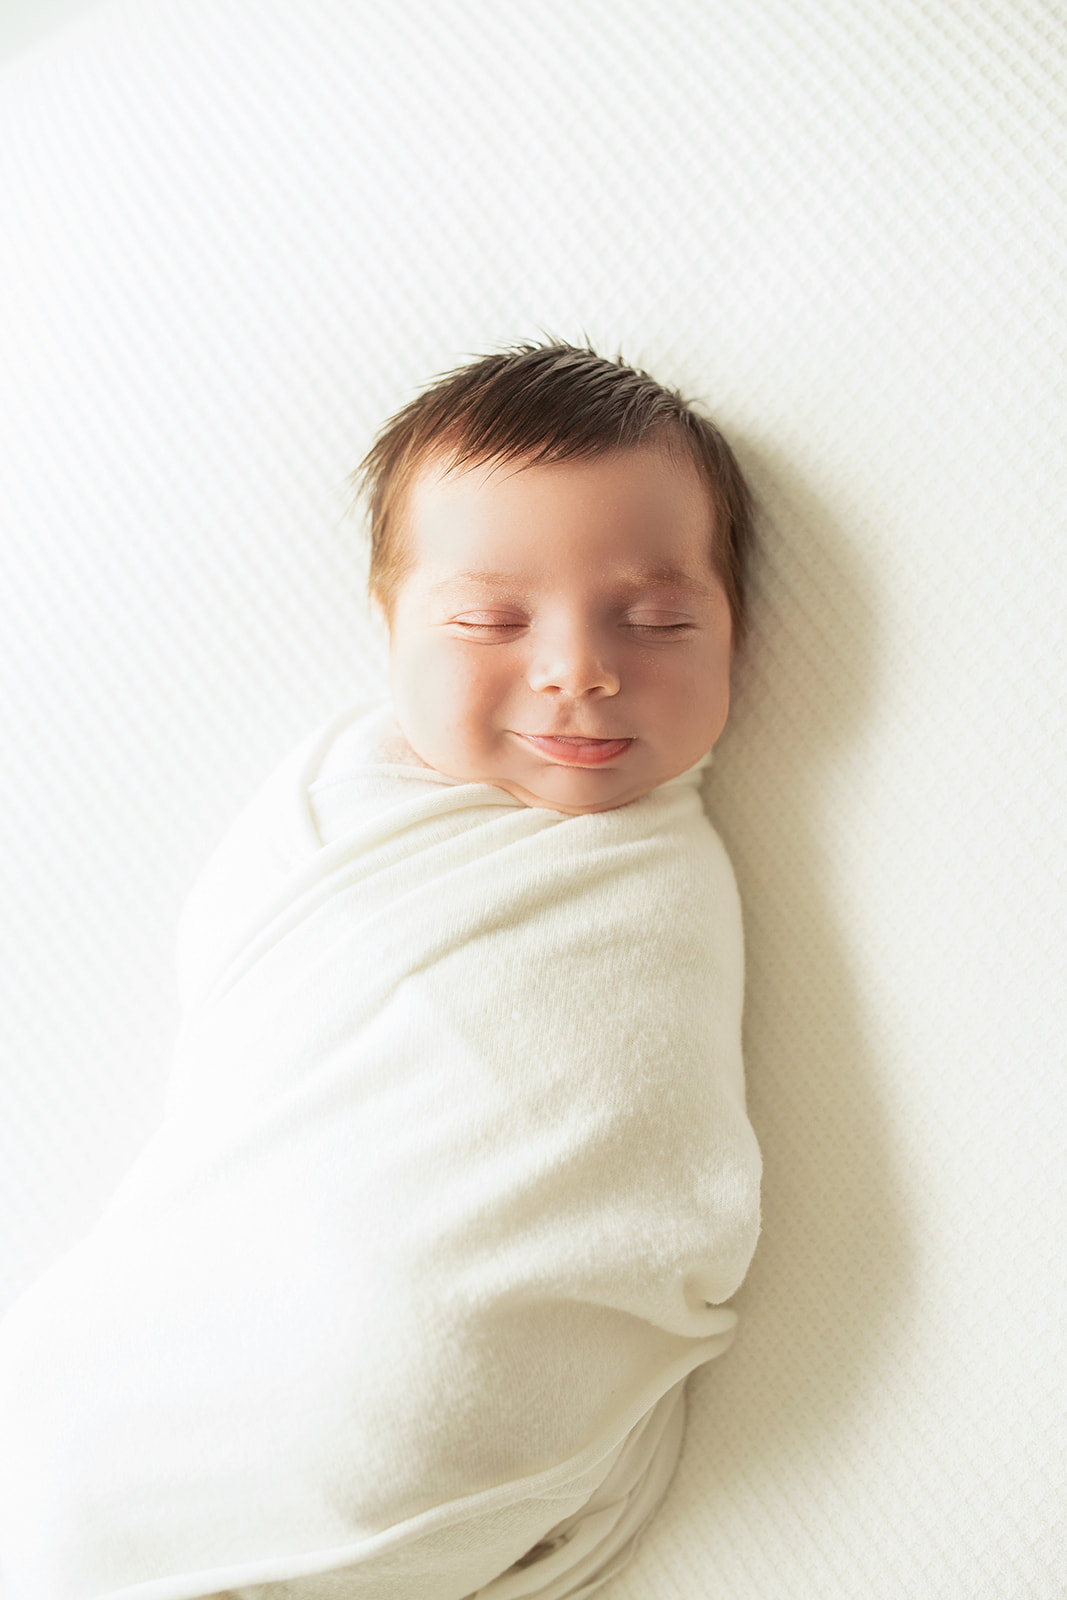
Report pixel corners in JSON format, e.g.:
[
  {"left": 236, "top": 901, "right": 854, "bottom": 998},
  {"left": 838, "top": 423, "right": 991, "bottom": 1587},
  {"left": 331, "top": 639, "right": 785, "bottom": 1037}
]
[{"left": 352, "top": 340, "right": 754, "bottom": 647}]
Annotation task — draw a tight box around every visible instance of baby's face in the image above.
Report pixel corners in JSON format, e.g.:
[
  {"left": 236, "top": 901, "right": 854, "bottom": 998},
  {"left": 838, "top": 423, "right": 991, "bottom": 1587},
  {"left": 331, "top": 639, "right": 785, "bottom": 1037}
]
[{"left": 384, "top": 445, "right": 734, "bottom": 814}]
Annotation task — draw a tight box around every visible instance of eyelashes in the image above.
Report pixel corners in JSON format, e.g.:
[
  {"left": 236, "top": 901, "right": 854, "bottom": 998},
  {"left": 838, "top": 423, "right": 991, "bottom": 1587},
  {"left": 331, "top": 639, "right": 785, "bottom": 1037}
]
[
  {"left": 451, "top": 617, "right": 521, "bottom": 630},
  {"left": 627, "top": 622, "right": 693, "bottom": 635}
]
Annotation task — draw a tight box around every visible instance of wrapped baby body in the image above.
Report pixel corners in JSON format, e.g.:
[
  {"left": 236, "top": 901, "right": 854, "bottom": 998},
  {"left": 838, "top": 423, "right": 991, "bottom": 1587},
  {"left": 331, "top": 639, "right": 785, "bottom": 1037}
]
[{"left": 0, "top": 702, "right": 762, "bottom": 1600}]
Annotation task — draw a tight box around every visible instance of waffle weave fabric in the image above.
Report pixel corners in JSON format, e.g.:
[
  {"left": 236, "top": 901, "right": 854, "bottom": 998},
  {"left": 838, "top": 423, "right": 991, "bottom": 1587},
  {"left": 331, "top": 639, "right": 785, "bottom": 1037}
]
[{"left": 0, "top": 2, "right": 1063, "bottom": 1596}]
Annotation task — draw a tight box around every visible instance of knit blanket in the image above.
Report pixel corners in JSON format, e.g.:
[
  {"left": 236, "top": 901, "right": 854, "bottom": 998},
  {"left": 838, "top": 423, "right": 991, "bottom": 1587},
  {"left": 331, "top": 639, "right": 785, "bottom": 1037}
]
[{"left": 0, "top": 703, "right": 761, "bottom": 1600}]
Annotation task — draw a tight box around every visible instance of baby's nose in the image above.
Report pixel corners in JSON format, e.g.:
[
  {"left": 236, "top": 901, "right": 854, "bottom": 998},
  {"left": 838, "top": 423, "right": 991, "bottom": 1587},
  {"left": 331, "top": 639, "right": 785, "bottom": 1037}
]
[{"left": 526, "top": 630, "right": 620, "bottom": 697}]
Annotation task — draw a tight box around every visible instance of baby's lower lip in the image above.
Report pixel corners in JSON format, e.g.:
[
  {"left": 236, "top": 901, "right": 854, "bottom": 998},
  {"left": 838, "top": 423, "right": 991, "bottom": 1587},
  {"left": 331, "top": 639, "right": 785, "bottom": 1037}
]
[{"left": 516, "top": 734, "right": 634, "bottom": 766}]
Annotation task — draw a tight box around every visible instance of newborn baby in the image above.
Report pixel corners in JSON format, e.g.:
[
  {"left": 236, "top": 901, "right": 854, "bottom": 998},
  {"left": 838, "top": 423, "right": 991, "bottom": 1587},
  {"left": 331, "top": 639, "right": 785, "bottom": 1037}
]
[{"left": 0, "top": 342, "right": 762, "bottom": 1600}]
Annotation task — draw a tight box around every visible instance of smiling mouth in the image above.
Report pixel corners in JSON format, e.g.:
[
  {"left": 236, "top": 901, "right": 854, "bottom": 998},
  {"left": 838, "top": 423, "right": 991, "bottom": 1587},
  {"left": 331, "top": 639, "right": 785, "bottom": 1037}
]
[{"left": 516, "top": 733, "right": 634, "bottom": 767}]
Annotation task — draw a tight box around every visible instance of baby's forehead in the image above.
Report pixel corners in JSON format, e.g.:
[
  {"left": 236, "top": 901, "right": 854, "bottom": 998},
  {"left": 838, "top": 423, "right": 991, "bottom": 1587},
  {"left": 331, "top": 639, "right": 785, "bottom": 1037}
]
[
  {"left": 414, "top": 439, "right": 715, "bottom": 513},
  {"left": 401, "top": 445, "right": 718, "bottom": 590}
]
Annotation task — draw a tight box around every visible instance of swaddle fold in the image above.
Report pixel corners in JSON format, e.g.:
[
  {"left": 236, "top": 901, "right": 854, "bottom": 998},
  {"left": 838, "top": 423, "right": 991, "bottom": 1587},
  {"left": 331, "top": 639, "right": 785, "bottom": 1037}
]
[{"left": 0, "top": 702, "right": 761, "bottom": 1600}]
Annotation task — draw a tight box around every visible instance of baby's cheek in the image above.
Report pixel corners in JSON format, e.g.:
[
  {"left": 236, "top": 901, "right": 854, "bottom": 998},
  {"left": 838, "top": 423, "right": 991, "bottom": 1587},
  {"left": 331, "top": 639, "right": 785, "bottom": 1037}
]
[
  {"left": 451, "top": 665, "right": 518, "bottom": 775},
  {"left": 457, "top": 652, "right": 511, "bottom": 726},
  {"left": 393, "top": 638, "right": 501, "bottom": 778},
  {"left": 674, "top": 647, "right": 730, "bottom": 744},
  {"left": 390, "top": 632, "right": 455, "bottom": 749}
]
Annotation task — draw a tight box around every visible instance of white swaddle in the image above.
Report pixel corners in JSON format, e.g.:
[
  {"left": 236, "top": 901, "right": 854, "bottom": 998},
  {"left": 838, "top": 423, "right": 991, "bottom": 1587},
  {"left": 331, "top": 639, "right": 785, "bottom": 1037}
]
[{"left": 0, "top": 702, "right": 761, "bottom": 1600}]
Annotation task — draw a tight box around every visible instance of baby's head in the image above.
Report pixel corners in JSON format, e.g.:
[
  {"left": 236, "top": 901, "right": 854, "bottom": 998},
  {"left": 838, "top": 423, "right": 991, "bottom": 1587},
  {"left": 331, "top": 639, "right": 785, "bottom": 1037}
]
[{"left": 355, "top": 342, "right": 753, "bottom": 814}]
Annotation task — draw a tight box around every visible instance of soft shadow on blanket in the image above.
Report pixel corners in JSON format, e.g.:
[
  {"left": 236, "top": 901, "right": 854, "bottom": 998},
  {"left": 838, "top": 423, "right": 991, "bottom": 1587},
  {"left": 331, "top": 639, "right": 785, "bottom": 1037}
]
[{"left": 656, "top": 454, "right": 913, "bottom": 1555}]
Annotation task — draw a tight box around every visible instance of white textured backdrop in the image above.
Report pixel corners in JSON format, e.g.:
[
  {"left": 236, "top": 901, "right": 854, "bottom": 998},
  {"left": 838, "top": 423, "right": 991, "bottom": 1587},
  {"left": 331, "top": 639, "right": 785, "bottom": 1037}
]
[{"left": 1, "top": 2, "right": 1063, "bottom": 1596}]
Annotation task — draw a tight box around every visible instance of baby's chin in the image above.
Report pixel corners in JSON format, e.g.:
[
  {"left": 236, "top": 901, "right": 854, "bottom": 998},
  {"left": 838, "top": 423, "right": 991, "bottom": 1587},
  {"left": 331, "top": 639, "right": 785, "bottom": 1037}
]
[
  {"left": 478, "top": 772, "right": 657, "bottom": 815},
  {"left": 416, "top": 753, "right": 651, "bottom": 813}
]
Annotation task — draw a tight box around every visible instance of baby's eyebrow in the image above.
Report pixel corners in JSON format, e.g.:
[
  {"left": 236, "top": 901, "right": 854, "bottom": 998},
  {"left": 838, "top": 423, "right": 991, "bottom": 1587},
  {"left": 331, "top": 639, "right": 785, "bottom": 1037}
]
[
  {"left": 428, "top": 569, "right": 520, "bottom": 593},
  {"left": 619, "top": 565, "right": 716, "bottom": 598},
  {"left": 429, "top": 565, "right": 714, "bottom": 598}
]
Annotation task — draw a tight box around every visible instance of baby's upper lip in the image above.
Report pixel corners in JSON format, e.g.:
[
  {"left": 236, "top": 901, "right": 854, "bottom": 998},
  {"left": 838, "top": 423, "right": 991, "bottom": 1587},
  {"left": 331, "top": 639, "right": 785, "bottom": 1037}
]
[{"left": 519, "top": 731, "right": 632, "bottom": 742}]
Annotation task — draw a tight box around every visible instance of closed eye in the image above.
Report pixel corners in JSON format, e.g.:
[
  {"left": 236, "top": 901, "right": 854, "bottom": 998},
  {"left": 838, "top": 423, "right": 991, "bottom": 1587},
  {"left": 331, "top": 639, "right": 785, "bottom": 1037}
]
[
  {"left": 625, "top": 621, "right": 695, "bottom": 635},
  {"left": 452, "top": 619, "right": 525, "bottom": 634}
]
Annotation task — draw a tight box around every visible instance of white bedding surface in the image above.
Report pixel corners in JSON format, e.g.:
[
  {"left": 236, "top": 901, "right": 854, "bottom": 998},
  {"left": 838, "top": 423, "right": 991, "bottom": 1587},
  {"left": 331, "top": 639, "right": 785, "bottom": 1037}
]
[{"left": 0, "top": 2, "right": 1063, "bottom": 1596}]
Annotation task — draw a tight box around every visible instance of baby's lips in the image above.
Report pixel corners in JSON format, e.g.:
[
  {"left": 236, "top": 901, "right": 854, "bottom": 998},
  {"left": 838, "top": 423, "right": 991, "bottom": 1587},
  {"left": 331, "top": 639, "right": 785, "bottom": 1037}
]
[{"left": 516, "top": 733, "right": 634, "bottom": 766}]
